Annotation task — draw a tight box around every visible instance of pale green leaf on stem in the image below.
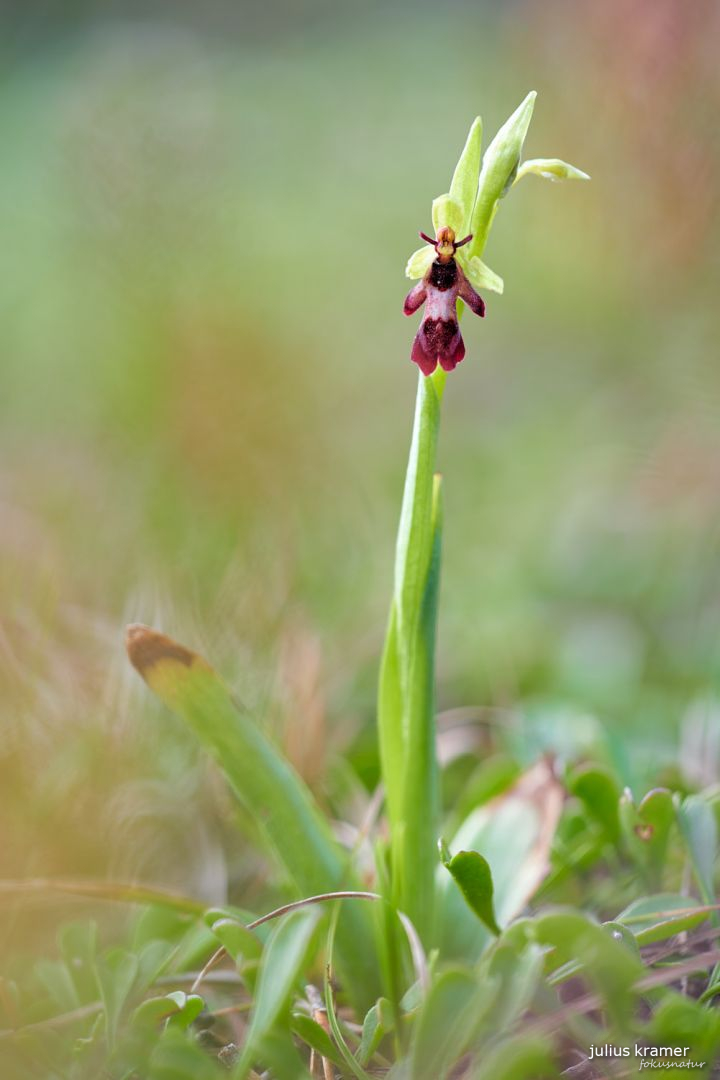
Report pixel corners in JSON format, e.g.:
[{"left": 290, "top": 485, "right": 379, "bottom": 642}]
[
  {"left": 515, "top": 157, "right": 590, "bottom": 183},
  {"left": 378, "top": 604, "right": 404, "bottom": 829},
  {"left": 448, "top": 116, "right": 482, "bottom": 234},
  {"left": 470, "top": 91, "right": 536, "bottom": 259},
  {"left": 393, "top": 378, "right": 442, "bottom": 641},
  {"left": 391, "top": 471, "right": 443, "bottom": 941}
]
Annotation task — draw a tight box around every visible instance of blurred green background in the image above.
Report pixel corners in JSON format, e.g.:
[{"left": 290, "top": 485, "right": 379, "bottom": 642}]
[{"left": 2, "top": 0, "right": 720, "bottom": 956}]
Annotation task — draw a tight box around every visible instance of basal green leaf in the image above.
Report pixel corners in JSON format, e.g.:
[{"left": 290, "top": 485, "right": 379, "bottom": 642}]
[
  {"left": 58, "top": 921, "right": 98, "bottom": 1003},
  {"left": 97, "top": 948, "right": 139, "bottom": 1049},
  {"left": 34, "top": 960, "right": 80, "bottom": 1013},
  {"left": 616, "top": 894, "right": 708, "bottom": 945},
  {"left": 648, "top": 994, "right": 720, "bottom": 1063},
  {"left": 165, "top": 991, "right": 204, "bottom": 1030},
  {"left": 533, "top": 911, "right": 642, "bottom": 1013},
  {"left": 442, "top": 849, "right": 501, "bottom": 936},
  {"left": 568, "top": 764, "right": 621, "bottom": 841},
  {"left": 235, "top": 908, "right": 319, "bottom": 1078},
  {"left": 620, "top": 787, "right": 675, "bottom": 886},
  {"left": 323, "top": 904, "right": 375, "bottom": 1080},
  {"left": 254, "top": 1029, "right": 312, "bottom": 1079},
  {"left": 478, "top": 939, "right": 543, "bottom": 1036},
  {"left": 471, "top": 1035, "right": 554, "bottom": 1080},
  {"left": 209, "top": 917, "right": 263, "bottom": 966},
  {"left": 436, "top": 761, "right": 563, "bottom": 961},
  {"left": 126, "top": 625, "right": 379, "bottom": 1010},
  {"left": 358, "top": 997, "right": 393, "bottom": 1066},
  {"left": 132, "top": 994, "right": 183, "bottom": 1028},
  {"left": 676, "top": 794, "right": 718, "bottom": 905},
  {"left": 410, "top": 969, "right": 485, "bottom": 1080},
  {"left": 135, "top": 939, "right": 176, "bottom": 994},
  {"left": 639, "top": 788, "right": 675, "bottom": 841},
  {"left": 132, "top": 991, "right": 204, "bottom": 1031},
  {"left": 291, "top": 1013, "right": 344, "bottom": 1068},
  {"left": 603, "top": 921, "right": 641, "bottom": 956},
  {"left": 147, "top": 1026, "right": 225, "bottom": 1080}
]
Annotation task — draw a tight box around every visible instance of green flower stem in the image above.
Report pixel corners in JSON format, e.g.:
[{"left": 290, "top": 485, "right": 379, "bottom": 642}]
[
  {"left": 381, "top": 93, "right": 587, "bottom": 958},
  {"left": 379, "top": 369, "right": 444, "bottom": 944}
]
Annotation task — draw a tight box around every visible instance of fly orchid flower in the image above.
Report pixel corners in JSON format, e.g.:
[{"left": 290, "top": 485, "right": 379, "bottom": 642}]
[
  {"left": 403, "top": 95, "right": 589, "bottom": 377},
  {"left": 404, "top": 217, "right": 490, "bottom": 376}
]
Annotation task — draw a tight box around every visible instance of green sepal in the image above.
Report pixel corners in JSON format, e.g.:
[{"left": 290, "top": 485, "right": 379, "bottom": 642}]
[
  {"left": 405, "top": 245, "right": 435, "bottom": 280},
  {"left": 463, "top": 255, "right": 504, "bottom": 294},
  {"left": 431, "top": 194, "right": 465, "bottom": 237}
]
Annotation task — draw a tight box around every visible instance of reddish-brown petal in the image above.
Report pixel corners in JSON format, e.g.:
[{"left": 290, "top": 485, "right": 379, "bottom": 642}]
[
  {"left": 411, "top": 330, "right": 438, "bottom": 376},
  {"left": 439, "top": 332, "right": 466, "bottom": 371},
  {"left": 403, "top": 282, "right": 427, "bottom": 315},
  {"left": 458, "top": 272, "right": 486, "bottom": 317}
]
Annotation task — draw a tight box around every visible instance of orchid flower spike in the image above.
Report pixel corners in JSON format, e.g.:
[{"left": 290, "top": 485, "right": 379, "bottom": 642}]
[{"left": 403, "top": 94, "right": 589, "bottom": 376}]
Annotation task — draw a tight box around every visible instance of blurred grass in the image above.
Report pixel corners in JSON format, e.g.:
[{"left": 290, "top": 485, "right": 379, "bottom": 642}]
[{"left": 1, "top": 0, "right": 720, "bottom": 963}]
